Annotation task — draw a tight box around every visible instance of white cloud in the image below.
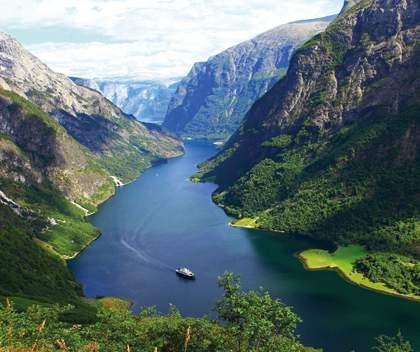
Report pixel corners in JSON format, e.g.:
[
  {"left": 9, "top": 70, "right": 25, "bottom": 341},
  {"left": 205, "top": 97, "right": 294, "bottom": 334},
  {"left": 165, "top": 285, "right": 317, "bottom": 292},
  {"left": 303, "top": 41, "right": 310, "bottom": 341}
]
[
  {"left": 0, "top": 0, "right": 343, "bottom": 79},
  {"left": 28, "top": 41, "right": 202, "bottom": 80}
]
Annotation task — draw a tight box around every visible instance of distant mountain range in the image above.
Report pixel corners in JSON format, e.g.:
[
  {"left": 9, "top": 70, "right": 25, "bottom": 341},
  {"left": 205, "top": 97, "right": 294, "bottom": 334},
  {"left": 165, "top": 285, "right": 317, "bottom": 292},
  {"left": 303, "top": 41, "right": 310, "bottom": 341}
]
[
  {"left": 71, "top": 78, "right": 179, "bottom": 124},
  {"left": 163, "top": 15, "right": 335, "bottom": 141}
]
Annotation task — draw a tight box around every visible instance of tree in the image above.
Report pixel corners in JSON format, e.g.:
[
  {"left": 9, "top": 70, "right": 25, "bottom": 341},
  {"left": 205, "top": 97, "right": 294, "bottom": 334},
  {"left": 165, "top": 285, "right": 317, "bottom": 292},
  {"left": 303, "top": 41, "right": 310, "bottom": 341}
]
[
  {"left": 373, "top": 332, "right": 413, "bottom": 352},
  {"left": 216, "top": 272, "right": 302, "bottom": 352}
]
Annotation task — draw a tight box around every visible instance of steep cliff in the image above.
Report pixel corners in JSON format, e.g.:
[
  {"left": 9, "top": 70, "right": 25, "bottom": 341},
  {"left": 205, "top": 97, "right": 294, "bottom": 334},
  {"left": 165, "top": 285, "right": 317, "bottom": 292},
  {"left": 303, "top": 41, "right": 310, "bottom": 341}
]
[
  {"left": 163, "top": 16, "right": 335, "bottom": 140},
  {"left": 197, "top": 0, "right": 420, "bottom": 256},
  {"left": 0, "top": 89, "right": 114, "bottom": 206},
  {"left": 0, "top": 89, "right": 105, "bottom": 309},
  {"left": 339, "top": 0, "right": 363, "bottom": 15},
  {"left": 0, "top": 32, "right": 183, "bottom": 182}
]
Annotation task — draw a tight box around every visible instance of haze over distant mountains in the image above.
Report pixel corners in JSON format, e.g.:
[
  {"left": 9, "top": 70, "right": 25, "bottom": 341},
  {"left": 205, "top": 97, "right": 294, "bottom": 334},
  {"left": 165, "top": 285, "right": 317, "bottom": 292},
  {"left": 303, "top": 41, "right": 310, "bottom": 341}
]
[
  {"left": 71, "top": 15, "right": 335, "bottom": 133},
  {"left": 71, "top": 78, "right": 179, "bottom": 124},
  {"left": 163, "top": 15, "right": 335, "bottom": 140}
]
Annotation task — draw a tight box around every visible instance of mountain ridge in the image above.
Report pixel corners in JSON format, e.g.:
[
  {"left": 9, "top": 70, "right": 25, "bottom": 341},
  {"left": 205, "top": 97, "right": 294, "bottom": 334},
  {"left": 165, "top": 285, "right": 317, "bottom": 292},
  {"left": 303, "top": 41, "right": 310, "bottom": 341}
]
[
  {"left": 163, "top": 15, "right": 336, "bottom": 140},
  {"left": 196, "top": 0, "right": 420, "bottom": 295},
  {"left": 0, "top": 31, "right": 183, "bottom": 182}
]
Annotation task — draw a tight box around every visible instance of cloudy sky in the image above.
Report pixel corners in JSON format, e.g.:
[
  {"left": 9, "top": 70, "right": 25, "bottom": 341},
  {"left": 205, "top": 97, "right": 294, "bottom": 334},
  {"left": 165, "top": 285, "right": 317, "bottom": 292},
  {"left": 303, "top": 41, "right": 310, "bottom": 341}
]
[{"left": 0, "top": 0, "right": 343, "bottom": 80}]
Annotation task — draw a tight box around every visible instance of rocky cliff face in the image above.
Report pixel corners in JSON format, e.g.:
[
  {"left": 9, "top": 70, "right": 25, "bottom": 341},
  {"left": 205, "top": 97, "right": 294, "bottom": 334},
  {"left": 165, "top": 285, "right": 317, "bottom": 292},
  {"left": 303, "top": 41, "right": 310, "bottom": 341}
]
[
  {"left": 0, "top": 89, "right": 112, "bottom": 206},
  {"left": 197, "top": 0, "right": 420, "bottom": 253},
  {"left": 71, "top": 78, "right": 178, "bottom": 124},
  {"left": 0, "top": 88, "right": 109, "bottom": 304},
  {"left": 0, "top": 32, "right": 183, "bottom": 182},
  {"left": 339, "top": 0, "right": 363, "bottom": 15},
  {"left": 163, "top": 15, "right": 335, "bottom": 140}
]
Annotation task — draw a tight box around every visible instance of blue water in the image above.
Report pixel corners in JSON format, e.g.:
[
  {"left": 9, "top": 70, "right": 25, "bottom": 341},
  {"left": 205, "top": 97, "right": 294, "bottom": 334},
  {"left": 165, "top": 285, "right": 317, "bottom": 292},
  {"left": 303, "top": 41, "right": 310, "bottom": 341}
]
[{"left": 69, "top": 142, "right": 420, "bottom": 352}]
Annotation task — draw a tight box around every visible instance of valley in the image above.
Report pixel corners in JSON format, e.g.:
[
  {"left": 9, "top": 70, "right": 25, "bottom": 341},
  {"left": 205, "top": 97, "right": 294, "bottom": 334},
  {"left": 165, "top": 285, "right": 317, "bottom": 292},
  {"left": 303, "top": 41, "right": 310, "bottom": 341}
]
[
  {"left": 0, "top": 0, "right": 419, "bottom": 350},
  {"left": 70, "top": 142, "right": 420, "bottom": 352}
]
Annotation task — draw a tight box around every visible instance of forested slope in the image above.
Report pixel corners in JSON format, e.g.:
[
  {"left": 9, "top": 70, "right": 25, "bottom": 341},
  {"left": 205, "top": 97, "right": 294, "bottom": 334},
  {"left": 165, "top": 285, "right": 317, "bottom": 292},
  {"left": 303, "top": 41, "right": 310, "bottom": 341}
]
[{"left": 196, "top": 0, "right": 420, "bottom": 296}]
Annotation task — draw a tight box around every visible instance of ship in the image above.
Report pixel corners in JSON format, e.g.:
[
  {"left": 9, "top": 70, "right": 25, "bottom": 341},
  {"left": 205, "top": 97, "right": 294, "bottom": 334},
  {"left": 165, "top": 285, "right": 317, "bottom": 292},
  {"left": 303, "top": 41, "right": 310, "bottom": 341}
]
[{"left": 176, "top": 267, "right": 195, "bottom": 279}]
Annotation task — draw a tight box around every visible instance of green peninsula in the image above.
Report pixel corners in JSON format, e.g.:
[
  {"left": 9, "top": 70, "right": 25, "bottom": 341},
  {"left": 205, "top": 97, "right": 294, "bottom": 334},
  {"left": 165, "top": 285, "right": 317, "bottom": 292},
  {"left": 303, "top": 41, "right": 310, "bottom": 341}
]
[{"left": 299, "top": 246, "right": 420, "bottom": 302}]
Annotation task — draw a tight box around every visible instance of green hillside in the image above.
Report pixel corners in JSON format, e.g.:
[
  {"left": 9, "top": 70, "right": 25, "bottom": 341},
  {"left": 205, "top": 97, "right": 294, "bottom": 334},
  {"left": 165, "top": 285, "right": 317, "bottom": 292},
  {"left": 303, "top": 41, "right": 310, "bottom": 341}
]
[{"left": 196, "top": 0, "right": 420, "bottom": 297}]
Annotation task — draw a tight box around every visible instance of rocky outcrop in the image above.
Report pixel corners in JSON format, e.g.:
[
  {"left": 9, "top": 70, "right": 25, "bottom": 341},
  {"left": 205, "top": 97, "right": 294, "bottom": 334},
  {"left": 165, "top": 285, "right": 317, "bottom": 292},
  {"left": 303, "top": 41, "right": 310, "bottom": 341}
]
[
  {"left": 163, "top": 15, "right": 335, "bottom": 140},
  {"left": 71, "top": 77, "right": 178, "bottom": 124}
]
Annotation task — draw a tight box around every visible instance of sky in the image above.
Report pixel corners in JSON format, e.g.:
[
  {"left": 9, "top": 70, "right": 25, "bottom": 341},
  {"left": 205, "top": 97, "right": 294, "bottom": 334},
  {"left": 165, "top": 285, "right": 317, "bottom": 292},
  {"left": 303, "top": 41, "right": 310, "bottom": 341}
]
[{"left": 0, "top": 0, "right": 343, "bottom": 81}]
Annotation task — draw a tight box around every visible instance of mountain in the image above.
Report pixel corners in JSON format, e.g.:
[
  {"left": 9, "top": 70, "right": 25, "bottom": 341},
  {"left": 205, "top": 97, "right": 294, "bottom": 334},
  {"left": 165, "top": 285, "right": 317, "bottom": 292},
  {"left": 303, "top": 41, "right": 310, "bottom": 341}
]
[
  {"left": 163, "top": 15, "right": 335, "bottom": 141},
  {"left": 71, "top": 77, "right": 179, "bottom": 124},
  {"left": 0, "top": 32, "right": 183, "bottom": 183},
  {"left": 0, "top": 32, "right": 183, "bottom": 310},
  {"left": 339, "top": 0, "right": 363, "bottom": 15},
  {"left": 0, "top": 88, "right": 105, "bottom": 307},
  {"left": 196, "top": 0, "right": 420, "bottom": 295}
]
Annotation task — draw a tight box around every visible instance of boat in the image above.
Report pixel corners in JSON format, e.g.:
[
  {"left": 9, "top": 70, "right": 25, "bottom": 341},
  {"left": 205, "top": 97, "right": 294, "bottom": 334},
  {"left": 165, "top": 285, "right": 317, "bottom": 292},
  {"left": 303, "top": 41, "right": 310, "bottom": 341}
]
[{"left": 176, "top": 267, "right": 195, "bottom": 279}]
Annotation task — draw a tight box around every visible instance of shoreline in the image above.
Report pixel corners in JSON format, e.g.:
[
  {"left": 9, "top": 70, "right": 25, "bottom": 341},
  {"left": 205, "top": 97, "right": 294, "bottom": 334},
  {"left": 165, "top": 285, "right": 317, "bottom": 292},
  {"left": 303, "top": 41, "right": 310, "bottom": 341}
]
[
  {"left": 96, "top": 296, "right": 133, "bottom": 311},
  {"left": 228, "top": 217, "right": 287, "bottom": 233},
  {"left": 62, "top": 234, "right": 102, "bottom": 261},
  {"left": 65, "top": 153, "right": 183, "bottom": 263},
  {"left": 229, "top": 217, "right": 420, "bottom": 303},
  {"left": 228, "top": 221, "right": 286, "bottom": 233},
  {"left": 298, "top": 248, "right": 420, "bottom": 303},
  {"left": 72, "top": 150, "right": 420, "bottom": 306},
  {"left": 62, "top": 152, "right": 184, "bottom": 305}
]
